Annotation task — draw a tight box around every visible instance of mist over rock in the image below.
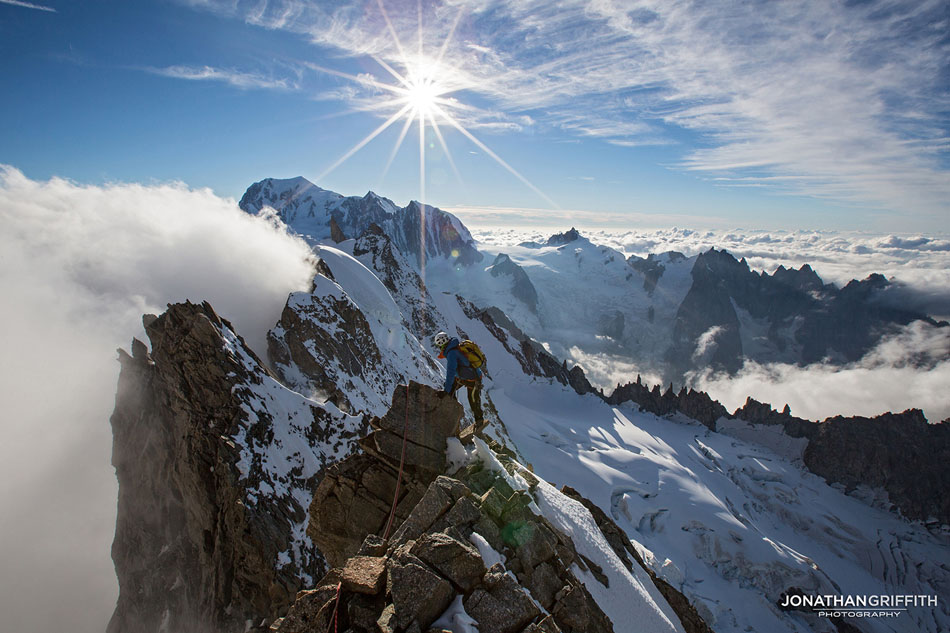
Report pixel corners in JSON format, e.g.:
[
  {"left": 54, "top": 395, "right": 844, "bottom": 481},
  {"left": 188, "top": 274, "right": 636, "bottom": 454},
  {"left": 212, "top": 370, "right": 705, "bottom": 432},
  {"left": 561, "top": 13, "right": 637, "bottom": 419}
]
[
  {"left": 666, "top": 248, "right": 946, "bottom": 377},
  {"left": 109, "top": 301, "right": 366, "bottom": 633},
  {"left": 107, "top": 183, "right": 950, "bottom": 633}
]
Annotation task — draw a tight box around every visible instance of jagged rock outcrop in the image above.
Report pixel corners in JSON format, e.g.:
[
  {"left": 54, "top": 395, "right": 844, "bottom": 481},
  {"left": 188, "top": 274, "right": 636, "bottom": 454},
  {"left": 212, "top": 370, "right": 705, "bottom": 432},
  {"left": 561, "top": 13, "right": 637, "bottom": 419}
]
[
  {"left": 627, "top": 251, "right": 687, "bottom": 295},
  {"left": 308, "top": 381, "right": 463, "bottom": 567},
  {"left": 606, "top": 376, "right": 729, "bottom": 430},
  {"left": 489, "top": 253, "right": 540, "bottom": 314},
  {"left": 267, "top": 258, "right": 441, "bottom": 416},
  {"left": 559, "top": 487, "right": 713, "bottom": 633},
  {"left": 292, "top": 384, "right": 623, "bottom": 633},
  {"left": 734, "top": 398, "right": 950, "bottom": 525},
  {"left": 667, "top": 248, "right": 946, "bottom": 377},
  {"left": 462, "top": 301, "right": 597, "bottom": 397},
  {"left": 352, "top": 223, "right": 446, "bottom": 338},
  {"left": 546, "top": 227, "right": 581, "bottom": 246},
  {"left": 669, "top": 250, "right": 744, "bottom": 375},
  {"left": 109, "top": 301, "right": 366, "bottom": 633}
]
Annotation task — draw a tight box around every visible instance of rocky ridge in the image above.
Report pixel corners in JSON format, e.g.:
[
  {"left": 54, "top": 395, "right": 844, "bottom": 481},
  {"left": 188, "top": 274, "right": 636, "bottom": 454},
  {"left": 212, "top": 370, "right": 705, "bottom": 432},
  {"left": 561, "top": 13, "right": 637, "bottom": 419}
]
[
  {"left": 109, "top": 301, "right": 366, "bottom": 633},
  {"left": 278, "top": 381, "right": 698, "bottom": 633},
  {"left": 666, "top": 247, "right": 947, "bottom": 375}
]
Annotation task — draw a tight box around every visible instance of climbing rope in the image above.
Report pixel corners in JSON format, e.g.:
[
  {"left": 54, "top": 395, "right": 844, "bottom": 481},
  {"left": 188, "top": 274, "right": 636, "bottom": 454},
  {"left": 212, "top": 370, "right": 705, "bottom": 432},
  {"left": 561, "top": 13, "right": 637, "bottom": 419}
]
[
  {"left": 382, "top": 383, "right": 411, "bottom": 540},
  {"left": 326, "top": 580, "right": 342, "bottom": 633}
]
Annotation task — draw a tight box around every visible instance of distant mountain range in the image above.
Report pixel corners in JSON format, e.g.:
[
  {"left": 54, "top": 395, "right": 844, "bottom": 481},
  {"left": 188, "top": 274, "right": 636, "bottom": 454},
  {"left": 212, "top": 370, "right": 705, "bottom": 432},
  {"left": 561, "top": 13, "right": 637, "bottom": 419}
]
[{"left": 240, "top": 177, "right": 947, "bottom": 386}]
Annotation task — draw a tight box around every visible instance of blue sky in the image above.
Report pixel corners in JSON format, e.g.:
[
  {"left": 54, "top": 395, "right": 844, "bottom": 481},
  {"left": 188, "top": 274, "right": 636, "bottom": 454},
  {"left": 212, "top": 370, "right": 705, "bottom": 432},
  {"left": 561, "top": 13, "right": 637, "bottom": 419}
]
[{"left": 2, "top": 0, "right": 948, "bottom": 231}]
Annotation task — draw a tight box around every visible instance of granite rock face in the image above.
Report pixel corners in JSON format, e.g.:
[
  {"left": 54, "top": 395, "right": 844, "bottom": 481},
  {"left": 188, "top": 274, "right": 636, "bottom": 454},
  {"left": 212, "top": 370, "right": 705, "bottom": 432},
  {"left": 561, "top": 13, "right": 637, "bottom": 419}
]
[
  {"left": 109, "top": 301, "right": 366, "bottom": 633},
  {"left": 734, "top": 398, "right": 950, "bottom": 525},
  {"left": 666, "top": 248, "right": 946, "bottom": 377},
  {"left": 286, "top": 424, "right": 626, "bottom": 633},
  {"left": 308, "top": 382, "right": 462, "bottom": 567},
  {"left": 266, "top": 260, "right": 441, "bottom": 417},
  {"left": 489, "top": 253, "right": 540, "bottom": 314},
  {"left": 606, "top": 376, "right": 729, "bottom": 431}
]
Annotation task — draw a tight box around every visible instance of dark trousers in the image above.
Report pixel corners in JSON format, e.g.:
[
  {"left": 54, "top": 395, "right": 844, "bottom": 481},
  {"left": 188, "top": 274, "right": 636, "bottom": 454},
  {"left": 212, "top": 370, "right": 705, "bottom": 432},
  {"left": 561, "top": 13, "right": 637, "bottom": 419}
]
[{"left": 453, "top": 378, "right": 484, "bottom": 422}]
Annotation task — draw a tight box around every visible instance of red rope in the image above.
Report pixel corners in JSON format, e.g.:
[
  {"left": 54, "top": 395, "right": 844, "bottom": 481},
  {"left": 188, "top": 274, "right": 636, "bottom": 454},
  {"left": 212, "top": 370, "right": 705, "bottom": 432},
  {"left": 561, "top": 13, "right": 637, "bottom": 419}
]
[
  {"left": 383, "top": 383, "right": 411, "bottom": 541},
  {"left": 327, "top": 581, "right": 342, "bottom": 633}
]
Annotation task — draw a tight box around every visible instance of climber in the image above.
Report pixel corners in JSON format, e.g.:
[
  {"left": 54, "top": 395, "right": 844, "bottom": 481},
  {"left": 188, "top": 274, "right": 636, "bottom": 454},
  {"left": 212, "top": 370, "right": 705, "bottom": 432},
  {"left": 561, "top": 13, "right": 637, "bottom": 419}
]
[{"left": 433, "top": 331, "right": 486, "bottom": 430}]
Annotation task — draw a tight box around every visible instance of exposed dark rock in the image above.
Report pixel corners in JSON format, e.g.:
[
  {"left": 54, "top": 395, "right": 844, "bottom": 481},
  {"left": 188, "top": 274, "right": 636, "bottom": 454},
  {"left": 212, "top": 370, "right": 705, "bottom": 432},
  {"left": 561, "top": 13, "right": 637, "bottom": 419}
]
[
  {"left": 606, "top": 377, "right": 728, "bottom": 431},
  {"left": 490, "top": 253, "right": 540, "bottom": 313},
  {"left": 110, "top": 301, "right": 361, "bottom": 633},
  {"left": 733, "top": 398, "right": 950, "bottom": 525},
  {"left": 388, "top": 549, "right": 455, "bottom": 630},
  {"left": 462, "top": 300, "right": 596, "bottom": 397},
  {"left": 546, "top": 227, "right": 581, "bottom": 246},
  {"left": 560, "top": 486, "right": 715, "bottom": 633},
  {"left": 597, "top": 309, "right": 625, "bottom": 339},
  {"left": 410, "top": 531, "right": 486, "bottom": 592},
  {"left": 282, "top": 387, "right": 624, "bottom": 633},
  {"left": 668, "top": 249, "right": 744, "bottom": 375},
  {"left": 666, "top": 248, "right": 945, "bottom": 378},
  {"left": 309, "top": 383, "right": 460, "bottom": 566},
  {"left": 329, "top": 215, "right": 346, "bottom": 243},
  {"left": 627, "top": 251, "right": 685, "bottom": 295},
  {"left": 341, "top": 556, "right": 387, "bottom": 595},
  {"left": 465, "top": 564, "right": 542, "bottom": 633},
  {"left": 266, "top": 283, "right": 383, "bottom": 413}
]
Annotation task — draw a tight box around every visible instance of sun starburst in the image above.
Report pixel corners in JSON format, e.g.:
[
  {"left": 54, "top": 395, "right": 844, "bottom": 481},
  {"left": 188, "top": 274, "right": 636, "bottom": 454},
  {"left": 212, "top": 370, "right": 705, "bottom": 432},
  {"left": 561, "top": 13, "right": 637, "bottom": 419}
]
[{"left": 314, "top": 1, "right": 556, "bottom": 212}]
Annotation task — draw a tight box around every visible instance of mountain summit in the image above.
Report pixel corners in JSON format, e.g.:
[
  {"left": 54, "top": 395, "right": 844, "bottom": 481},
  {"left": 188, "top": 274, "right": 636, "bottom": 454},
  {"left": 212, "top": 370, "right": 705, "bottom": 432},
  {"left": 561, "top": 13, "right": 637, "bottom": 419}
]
[
  {"left": 109, "top": 180, "right": 950, "bottom": 633},
  {"left": 239, "top": 177, "right": 482, "bottom": 266}
]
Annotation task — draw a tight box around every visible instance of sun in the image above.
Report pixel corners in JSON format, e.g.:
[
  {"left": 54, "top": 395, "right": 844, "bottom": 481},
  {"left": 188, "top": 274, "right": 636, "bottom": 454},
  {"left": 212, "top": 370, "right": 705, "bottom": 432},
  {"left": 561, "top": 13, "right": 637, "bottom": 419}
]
[
  {"left": 400, "top": 61, "right": 449, "bottom": 117},
  {"left": 404, "top": 77, "right": 441, "bottom": 116},
  {"left": 313, "top": 1, "right": 556, "bottom": 209}
]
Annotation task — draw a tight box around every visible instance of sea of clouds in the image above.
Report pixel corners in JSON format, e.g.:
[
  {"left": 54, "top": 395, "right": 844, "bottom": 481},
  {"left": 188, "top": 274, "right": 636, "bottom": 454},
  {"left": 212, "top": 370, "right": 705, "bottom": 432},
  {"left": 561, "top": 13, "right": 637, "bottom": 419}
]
[
  {"left": 470, "top": 225, "right": 950, "bottom": 423},
  {"left": 0, "top": 167, "right": 314, "bottom": 633},
  {"left": 1, "top": 166, "right": 947, "bottom": 633}
]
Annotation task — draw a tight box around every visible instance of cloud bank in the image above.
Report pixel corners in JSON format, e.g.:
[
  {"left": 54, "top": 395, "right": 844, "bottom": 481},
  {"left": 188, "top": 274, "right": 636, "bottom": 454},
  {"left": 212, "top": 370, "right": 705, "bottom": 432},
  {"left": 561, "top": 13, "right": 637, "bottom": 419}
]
[
  {"left": 184, "top": 0, "right": 950, "bottom": 219},
  {"left": 691, "top": 321, "right": 950, "bottom": 423},
  {"left": 0, "top": 167, "right": 314, "bottom": 633},
  {"left": 472, "top": 225, "right": 950, "bottom": 320},
  {"left": 473, "top": 225, "right": 950, "bottom": 422}
]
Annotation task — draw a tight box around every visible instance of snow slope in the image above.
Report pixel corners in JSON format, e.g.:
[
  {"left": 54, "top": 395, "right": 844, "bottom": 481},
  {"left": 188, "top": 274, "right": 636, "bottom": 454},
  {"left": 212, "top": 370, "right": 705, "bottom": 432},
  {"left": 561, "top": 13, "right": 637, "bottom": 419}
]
[
  {"left": 250, "top": 189, "right": 949, "bottom": 633},
  {"left": 487, "top": 381, "right": 950, "bottom": 633}
]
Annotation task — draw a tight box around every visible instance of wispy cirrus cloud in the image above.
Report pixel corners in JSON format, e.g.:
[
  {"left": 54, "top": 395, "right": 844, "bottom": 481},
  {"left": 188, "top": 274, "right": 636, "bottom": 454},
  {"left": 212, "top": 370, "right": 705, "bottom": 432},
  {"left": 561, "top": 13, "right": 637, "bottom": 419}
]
[
  {"left": 184, "top": 0, "right": 950, "bottom": 218},
  {"left": 0, "top": 0, "right": 56, "bottom": 12},
  {"left": 147, "top": 64, "right": 298, "bottom": 91}
]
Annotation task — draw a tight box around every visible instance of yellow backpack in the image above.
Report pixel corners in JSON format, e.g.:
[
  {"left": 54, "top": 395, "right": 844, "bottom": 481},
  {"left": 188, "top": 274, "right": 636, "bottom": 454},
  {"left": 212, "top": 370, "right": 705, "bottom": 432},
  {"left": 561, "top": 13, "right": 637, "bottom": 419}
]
[{"left": 458, "top": 339, "right": 486, "bottom": 370}]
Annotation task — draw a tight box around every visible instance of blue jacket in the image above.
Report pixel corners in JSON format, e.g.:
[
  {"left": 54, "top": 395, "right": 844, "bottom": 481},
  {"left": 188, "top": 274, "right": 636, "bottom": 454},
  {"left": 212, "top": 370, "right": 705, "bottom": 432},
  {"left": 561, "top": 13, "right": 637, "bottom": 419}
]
[{"left": 442, "top": 338, "right": 481, "bottom": 392}]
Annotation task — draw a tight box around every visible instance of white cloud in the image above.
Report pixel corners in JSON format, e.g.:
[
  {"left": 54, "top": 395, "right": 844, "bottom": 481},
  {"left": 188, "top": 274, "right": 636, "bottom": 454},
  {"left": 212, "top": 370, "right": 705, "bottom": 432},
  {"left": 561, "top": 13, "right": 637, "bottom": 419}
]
[
  {"left": 148, "top": 64, "right": 298, "bottom": 91},
  {"left": 472, "top": 224, "right": 950, "bottom": 422},
  {"left": 690, "top": 321, "right": 950, "bottom": 423},
  {"left": 0, "top": 0, "right": 55, "bottom": 12},
  {"left": 0, "top": 167, "right": 314, "bottom": 633},
  {"left": 565, "top": 346, "right": 664, "bottom": 393},
  {"left": 186, "top": 0, "right": 950, "bottom": 218}
]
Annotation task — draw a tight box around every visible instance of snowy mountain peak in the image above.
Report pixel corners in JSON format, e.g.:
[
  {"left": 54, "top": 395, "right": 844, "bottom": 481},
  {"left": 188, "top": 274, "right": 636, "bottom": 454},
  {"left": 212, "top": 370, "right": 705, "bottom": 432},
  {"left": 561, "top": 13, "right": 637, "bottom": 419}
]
[
  {"left": 239, "top": 178, "right": 482, "bottom": 266},
  {"left": 546, "top": 226, "right": 582, "bottom": 246}
]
